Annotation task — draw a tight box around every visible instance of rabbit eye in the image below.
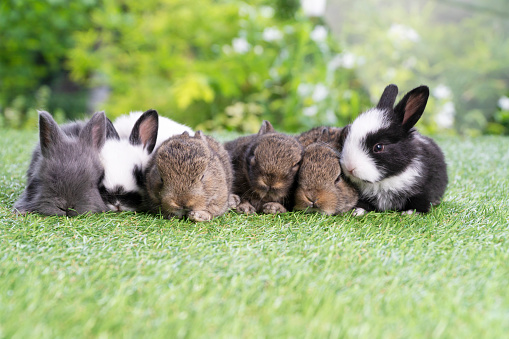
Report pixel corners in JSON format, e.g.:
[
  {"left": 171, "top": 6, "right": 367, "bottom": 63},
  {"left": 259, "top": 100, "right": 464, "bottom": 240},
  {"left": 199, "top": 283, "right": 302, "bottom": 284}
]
[
  {"left": 335, "top": 174, "right": 341, "bottom": 184},
  {"left": 373, "top": 143, "right": 384, "bottom": 153}
]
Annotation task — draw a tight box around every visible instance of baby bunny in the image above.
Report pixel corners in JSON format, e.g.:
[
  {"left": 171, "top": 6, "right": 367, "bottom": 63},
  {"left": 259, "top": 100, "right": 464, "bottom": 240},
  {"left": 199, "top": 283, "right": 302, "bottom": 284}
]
[
  {"left": 113, "top": 110, "right": 194, "bottom": 148},
  {"left": 224, "top": 120, "right": 303, "bottom": 214},
  {"left": 297, "top": 126, "right": 344, "bottom": 148},
  {"left": 294, "top": 129, "right": 358, "bottom": 215},
  {"left": 14, "top": 111, "right": 108, "bottom": 216},
  {"left": 145, "top": 131, "right": 238, "bottom": 222},
  {"left": 339, "top": 84, "right": 448, "bottom": 214},
  {"left": 99, "top": 109, "right": 159, "bottom": 211}
]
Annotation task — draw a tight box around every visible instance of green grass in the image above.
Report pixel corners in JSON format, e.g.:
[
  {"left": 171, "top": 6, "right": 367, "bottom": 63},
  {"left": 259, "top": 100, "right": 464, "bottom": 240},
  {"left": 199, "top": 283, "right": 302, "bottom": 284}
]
[{"left": 1, "top": 129, "right": 508, "bottom": 338}]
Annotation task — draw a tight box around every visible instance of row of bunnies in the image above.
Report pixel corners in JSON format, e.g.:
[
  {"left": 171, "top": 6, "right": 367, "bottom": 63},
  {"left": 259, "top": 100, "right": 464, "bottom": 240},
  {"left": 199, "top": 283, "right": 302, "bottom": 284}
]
[{"left": 14, "top": 84, "right": 448, "bottom": 221}]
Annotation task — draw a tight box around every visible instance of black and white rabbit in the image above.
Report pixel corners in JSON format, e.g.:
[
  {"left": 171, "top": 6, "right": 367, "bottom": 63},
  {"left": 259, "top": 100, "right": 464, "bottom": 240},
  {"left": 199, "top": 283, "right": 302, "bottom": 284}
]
[
  {"left": 99, "top": 109, "right": 194, "bottom": 211},
  {"left": 14, "top": 111, "right": 108, "bottom": 216},
  {"left": 99, "top": 110, "right": 158, "bottom": 211},
  {"left": 339, "top": 84, "right": 448, "bottom": 215}
]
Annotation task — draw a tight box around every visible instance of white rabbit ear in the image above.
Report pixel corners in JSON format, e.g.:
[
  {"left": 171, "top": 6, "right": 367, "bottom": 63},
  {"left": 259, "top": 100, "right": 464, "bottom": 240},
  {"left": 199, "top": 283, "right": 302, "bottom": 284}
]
[
  {"left": 80, "top": 111, "right": 107, "bottom": 150},
  {"left": 376, "top": 84, "right": 399, "bottom": 110},
  {"left": 394, "top": 85, "right": 429, "bottom": 131},
  {"left": 130, "top": 109, "right": 159, "bottom": 153},
  {"left": 258, "top": 120, "right": 274, "bottom": 135},
  {"left": 38, "top": 110, "right": 65, "bottom": 158}
]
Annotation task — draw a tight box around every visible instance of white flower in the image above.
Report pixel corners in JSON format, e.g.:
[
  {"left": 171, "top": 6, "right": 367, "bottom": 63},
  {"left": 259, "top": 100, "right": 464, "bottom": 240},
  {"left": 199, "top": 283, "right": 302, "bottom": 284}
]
[
  {"left": 263, "top": 27, "right": 283, "bottom": 42},
  {"left": 232, "top": 37, "right": 250, "bottom": 54},
  {"left": 327, "top": 55, "right": 342, "bottom": 71},
  {"left": 259, "top": 6, "right": 274, "bottom": 18},
  {"left": 312, "top": 84, "right": 329, "bottom": 102},
  {"left": 310, "top": 25, "right": 327, "bottom": 43},
  {"left": 435, "top": 101, "right": 455, "bottom": 128},
  {"left": 498, "top": 96, "right": 509, "bottom": 111},
  {"left": 388, "top": 23, "right": 420, "bottom": 43},
  {"left": 341, "top": 52, "right": 356, "bottom": 69},
  {"left": 433, "top": 84, "right": 452, "bottom": 100},
  {"left": 301, "top": 0, "right": 326, "bottom": 17},
  {"left": 297, "top": 83, "right": 313, "bottom": 96},
  {"left": 303, "top": 106, "right": 318, "bottom": 116}
]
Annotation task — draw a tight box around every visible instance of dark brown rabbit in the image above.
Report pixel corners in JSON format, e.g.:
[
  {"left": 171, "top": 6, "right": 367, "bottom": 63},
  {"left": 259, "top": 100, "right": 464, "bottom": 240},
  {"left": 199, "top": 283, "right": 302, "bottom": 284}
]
[
  {"left": 297, "top": 126, "right": 344, "bottom": 149},
  {"left": 294, "top": 130, "right": 358, "bottom": 215},
  {"left": 224, "top": 120, "right": 303, "bottom": 214},
  {"left": 145, "top": 131, "right": 238, "bottom": 222}
]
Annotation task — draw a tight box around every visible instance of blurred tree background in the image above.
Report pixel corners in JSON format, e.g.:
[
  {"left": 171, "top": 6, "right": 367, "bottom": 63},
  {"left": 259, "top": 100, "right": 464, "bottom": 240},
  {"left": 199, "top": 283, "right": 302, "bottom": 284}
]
[{"left": 1, "top": 0, "right": 508, "bottom": 134}]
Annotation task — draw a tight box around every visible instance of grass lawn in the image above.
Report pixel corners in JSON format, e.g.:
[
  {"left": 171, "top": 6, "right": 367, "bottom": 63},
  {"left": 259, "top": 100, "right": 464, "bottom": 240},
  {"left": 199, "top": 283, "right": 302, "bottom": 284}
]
[{"left": 1, "top": 128, "right": 508, "bottom": 338}]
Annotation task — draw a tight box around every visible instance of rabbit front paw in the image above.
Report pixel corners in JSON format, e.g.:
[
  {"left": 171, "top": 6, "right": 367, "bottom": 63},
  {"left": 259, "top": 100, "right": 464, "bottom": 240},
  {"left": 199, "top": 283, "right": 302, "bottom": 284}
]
[
  {"left": 236, "top": 202, "right": 257, "bottom": 214},
  {"left": 188, "top": 210, "right": 213, "bottom": 222},
  {"left": 262, "top": 202, "right": 287, "bottom": 214},
  {"left": 228, "top": 194, "right": 241, "bottom": 209}
]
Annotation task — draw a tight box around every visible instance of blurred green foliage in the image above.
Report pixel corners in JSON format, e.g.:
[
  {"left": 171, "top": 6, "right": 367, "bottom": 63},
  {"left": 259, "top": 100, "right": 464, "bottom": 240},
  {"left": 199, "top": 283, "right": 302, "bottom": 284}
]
[
  {"left": 327, "top": 0, "right": 509, "bottom": 135},
  {"left": 1, "top": 0, "right": 507, "bottom": 135},
  {"left": 0, "top": 0, "right": 96, "bottom": 128},
  {"left": 67, "top": 0, "right": 369, "bottom": 132}
]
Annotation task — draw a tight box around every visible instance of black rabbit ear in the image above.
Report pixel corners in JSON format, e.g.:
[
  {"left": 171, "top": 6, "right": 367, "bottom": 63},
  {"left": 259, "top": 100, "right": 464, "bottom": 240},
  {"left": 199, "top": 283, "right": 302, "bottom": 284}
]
[
  {"left": 258, "top": 120, "right": 274, "bottom": 135},
  {"left": 38, "top": 110, "right": 65, "bottom": 158},
  {"left": 130, "top": 109, "right": 159, "bottom": 154},
  {"left": 80, "top": 111, "right": 107, "bottom": 150},
  {"left": 394, "top": 86, "right": 429, "bottom": 130},
  {"left": 106, "top": 118, "right": 120, "bottom": 140},
  {"left": 376, "top": 84, "right": 399, "bottom": 110}
]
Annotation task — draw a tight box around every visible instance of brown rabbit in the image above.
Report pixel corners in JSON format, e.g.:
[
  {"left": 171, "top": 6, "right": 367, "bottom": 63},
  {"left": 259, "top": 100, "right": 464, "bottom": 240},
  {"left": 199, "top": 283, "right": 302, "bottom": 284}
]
[
  {"left": 294, "top": 130, "right": 358, "bottom": 215},
  {"left": 224, "top": 120, "right": 303, "bottom": 214},
  {"left": 145, "top": 131, "right": 239, "bottom": 222},
  {"left": 297, "top": 126, "right": 344, "bottom": 149}
]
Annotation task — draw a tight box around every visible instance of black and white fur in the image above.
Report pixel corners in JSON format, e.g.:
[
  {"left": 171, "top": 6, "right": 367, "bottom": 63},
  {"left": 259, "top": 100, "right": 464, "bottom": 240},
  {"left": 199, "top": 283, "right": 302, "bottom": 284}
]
[
  {"left": 340, "top": 84, "right": 448, "bottom": 214},
  {"left": 99, "top": 110, "right": 159, "bottom": 211}
]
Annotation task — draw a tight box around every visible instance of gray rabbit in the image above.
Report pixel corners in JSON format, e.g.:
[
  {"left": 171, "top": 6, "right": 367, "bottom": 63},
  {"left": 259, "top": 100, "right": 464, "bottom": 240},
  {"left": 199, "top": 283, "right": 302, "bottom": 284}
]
[{"left": 13, "top": 111, "right": 108, "bottom": 216}]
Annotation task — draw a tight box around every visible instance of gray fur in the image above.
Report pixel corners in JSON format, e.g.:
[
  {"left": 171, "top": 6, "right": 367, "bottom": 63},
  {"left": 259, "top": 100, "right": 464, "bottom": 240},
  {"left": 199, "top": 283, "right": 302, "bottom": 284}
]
[{"left": 13, "top": 111, "right": 108, "bottom": 216}]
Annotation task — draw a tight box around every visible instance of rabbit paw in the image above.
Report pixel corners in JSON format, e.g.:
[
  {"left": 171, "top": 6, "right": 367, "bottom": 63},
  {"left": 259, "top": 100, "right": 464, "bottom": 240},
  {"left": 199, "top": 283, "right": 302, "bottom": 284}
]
[
  {"left": 188, "top": 210, "right": 213, "bottom": 222},
  {"left": 236, "top": 202, "right": 257, "bottom": 214},
  {"left": 401, "top": 210, "right": 420, "bottom": 215},
  {"left": 228, "top": 194, "right": 241, "bottom": 209},
  {"left": 262, "top": 202, "right": 287, "bottom": 214},
  {"left": 352, "top": 207, "right": 367, "bottom": 216}
]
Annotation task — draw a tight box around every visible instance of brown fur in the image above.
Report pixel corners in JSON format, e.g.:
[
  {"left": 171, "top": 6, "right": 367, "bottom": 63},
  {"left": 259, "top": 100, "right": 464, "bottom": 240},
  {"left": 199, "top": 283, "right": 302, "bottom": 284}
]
[
  {"left": 294, "top": 142, "right": 358, "bottom": 215},
  {"left": 224, "top": 120, "right": 303, "bottom": 214},
  {"left": 297, "top": 126, "right": 344, "bottom": 150},
  {"left": 145, "top": 131, "right": 237, "bottom": 221}
]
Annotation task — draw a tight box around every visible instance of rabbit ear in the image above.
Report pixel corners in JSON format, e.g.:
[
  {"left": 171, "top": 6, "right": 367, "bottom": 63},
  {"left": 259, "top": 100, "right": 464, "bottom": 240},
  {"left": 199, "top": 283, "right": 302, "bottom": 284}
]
[
  {"left": 80, "top": 111, "right": 107, "bottom": 150},
  {"left": 376, "top": 84, "right": 399, "bottom": 110},
  {"left": 258, "top": 120, "right": 274, "bottom": 135},
  {"left": 194, "top": 130, "right": 206, "bottom": 141},
  {"left": 393, "top": 85, "right": 429, "bottom": 131},
  {"left": 106, "top": 118, "right": 120, "bottom": 140},
  {"left": 316, "top": 127, "right": 330, "bottom": 143},
  {"left": 38, "top": 110, "right": 66, "bottom": 158},
  {"left": 129, "top": 109, "right": 159, "bottom": 153},
  {"left": 182, "top": 131, "right": 190, "bottom": 137}
]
